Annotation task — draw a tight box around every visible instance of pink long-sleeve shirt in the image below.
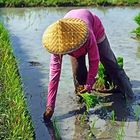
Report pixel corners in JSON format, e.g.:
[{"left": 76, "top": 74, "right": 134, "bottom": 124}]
[{"left": 47, "top": 9, "right": 105, "bottom": 109}]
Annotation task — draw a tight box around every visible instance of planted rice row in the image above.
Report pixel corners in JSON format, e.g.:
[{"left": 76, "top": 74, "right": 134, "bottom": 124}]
[
  {"left": 0, "top": 23, "right": 34, "bottom": 139},
  {"left": 133, "top": 13, "right": 140, "bottom": 37},
  {"left": 0, "top": 0, "right": 140, "bottom": 7}
]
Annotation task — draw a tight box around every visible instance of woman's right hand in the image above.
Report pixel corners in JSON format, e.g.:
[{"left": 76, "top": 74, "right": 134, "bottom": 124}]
[{"left": 43, "top": 107, "right": 54, "bottom": 121}]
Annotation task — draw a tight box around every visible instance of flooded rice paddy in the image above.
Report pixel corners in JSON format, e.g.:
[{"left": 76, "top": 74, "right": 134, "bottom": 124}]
[{"left": 0, "top": 7, "right": 140, "bottom": 140}]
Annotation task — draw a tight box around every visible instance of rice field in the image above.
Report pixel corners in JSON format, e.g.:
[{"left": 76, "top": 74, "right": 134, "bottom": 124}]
[
  {"left": 0, "top": 6, "right": 140, "bottom": 140},
  {"left": 0, "top": 23, "right": 34, "bottom": 139}
]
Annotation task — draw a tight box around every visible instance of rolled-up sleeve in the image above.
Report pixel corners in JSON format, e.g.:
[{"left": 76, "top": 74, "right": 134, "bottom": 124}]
[{"left": 86, "top": 32, "right": 99, "bottom": 91}]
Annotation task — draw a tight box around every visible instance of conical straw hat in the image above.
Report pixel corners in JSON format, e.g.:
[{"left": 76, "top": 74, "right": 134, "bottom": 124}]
[{"left": 42, "top": 18, "right": 88, "bottom": 54}]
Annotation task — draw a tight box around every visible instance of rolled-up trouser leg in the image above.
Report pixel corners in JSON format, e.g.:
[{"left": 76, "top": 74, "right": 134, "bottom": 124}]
[
  {"left": 97, "top": 35, "right": 134, "bottom": 98},
  {"left": 70, "top": 55, "right": 87, "bottom": 94}
]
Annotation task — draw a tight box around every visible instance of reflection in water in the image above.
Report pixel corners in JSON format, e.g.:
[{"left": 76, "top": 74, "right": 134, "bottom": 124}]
[
  {"left": 44, "top": 119, "right": 62, "bottom": 140},
  {"left": 73, "top": 92, "right": 140, "bottom": 139},
  {"left": 104, "top": 93, "right": 134, "bottom": 121},
  {"left": 136, "top": 45, "right": 140, "bottom": 59},
  {"left": 0, "top": 7, "right": 71, "bottom": 27},
  {"left": 96, "top": 120, "right": 125, "bottom": 139},
  {"left": 86, "top": 92, "right": 135, "bottom": 121}
]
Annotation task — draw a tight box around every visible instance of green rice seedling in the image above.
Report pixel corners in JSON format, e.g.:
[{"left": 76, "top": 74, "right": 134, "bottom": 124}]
[
  {"left": 126, "top": 0, "right": 138, "bottom": 5},
  {"left": 115, "top": 121, "right": 125, "bottom": 140},
  {"left": 94, "top": 0, "right": 112, "bottom": 6},
  {"left": 80, "top": 93, "right": 99, "bottom": 111},
  {"left": 80, "top": 112, "right": 87, "bottom": 126},
  {"left": 94, "top": 57, "right": 123, "bottom": 90},
  {"left": 52, "top": 117, "right": 61, "bottom": 140},
  {"left": 133, "top": 13, "right": 140, "bottom": 37},
  {"left": 90, "top": 118, "right": 98, "bottom": 131},
  {"left": 133, "top": 13, "right": 140, "bottom": 27},
  {"left": 111, "top": 0, "right": 140, "bottom": 6},
  {"left": 86, "top": 117, "right": 98, "bottom": 140},
  {"left": 94, "top": 62, "right": 106, "bottom": 90},
  {"left": 86, "top": 132, "right": 93, "bottom": 140},
  {"left": 134, "top": 105, "right": 140, "bottom": 121},
  {"left": 117, "top": 57, "right": 123, "bottom": 68},
  {"left": 110, "top": 110, "right": 116, "bottom": 125},
  {"left": 86, "top": 130, "right": 95, "bottom": 140}
]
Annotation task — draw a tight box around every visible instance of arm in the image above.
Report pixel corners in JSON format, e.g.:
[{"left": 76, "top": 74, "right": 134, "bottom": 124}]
[
  {"left": 47, "top": 54, "right": 62, "bottom": 109},
  {"left": 85, "top": 32, "right": 99, "bottom": 92}
]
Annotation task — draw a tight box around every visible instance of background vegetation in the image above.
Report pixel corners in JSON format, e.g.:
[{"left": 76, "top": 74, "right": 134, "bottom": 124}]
[
  {"left": 0, "top": 0, "right": 140, "bottom": 7},
  {"left": 133, "top": 13, "right": 140, "bottom": 38},
  {"left": 0, "top": 23, "right": 34, "bottom": 139}
]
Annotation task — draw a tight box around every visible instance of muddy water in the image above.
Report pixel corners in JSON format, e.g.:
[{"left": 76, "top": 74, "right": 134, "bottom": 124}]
[{"left": 0, "top": 7, "right": 140, "bottom": 140}]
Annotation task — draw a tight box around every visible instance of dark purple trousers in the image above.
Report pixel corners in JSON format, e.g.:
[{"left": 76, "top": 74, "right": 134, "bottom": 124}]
[{"left": 70, "top": 36, "right": 134, "bottom": 98}]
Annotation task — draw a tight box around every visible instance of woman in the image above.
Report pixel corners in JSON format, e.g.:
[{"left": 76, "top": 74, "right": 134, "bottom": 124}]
[{"left": 42, "top": 9, "right": 134, "bottom": 120}]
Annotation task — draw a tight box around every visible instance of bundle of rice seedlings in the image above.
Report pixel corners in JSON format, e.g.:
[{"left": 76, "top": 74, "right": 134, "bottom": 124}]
[
  {"left": 94, "top": 62, "right": 106, "bottom": 90},
  {"left": 80, "top": 93, "right": 99, "bottom": 111},
  {"left": 94, "top": 57, "right": 123, "bottom": 90}
]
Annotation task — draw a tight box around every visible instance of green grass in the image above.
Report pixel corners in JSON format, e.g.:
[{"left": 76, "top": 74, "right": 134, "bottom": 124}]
[
  {"left": 133, "top": 13, "right": 140, "bottom": 38},
  {"left": 0, "top": 0, "right": 140, "bottom": 7},
  {"left": 0, "top": 23, "right": 34, "bottom": 139}
]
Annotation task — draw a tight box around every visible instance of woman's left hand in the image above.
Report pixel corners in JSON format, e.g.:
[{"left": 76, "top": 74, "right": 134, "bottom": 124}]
[{"left": 79, "top": 88, "right": 88, "bottom": 93}]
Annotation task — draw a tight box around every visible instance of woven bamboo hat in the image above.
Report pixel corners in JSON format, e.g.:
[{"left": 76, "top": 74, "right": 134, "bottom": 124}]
[{"left": 42, "top": 18, "right": 88, "bottom": 54}]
